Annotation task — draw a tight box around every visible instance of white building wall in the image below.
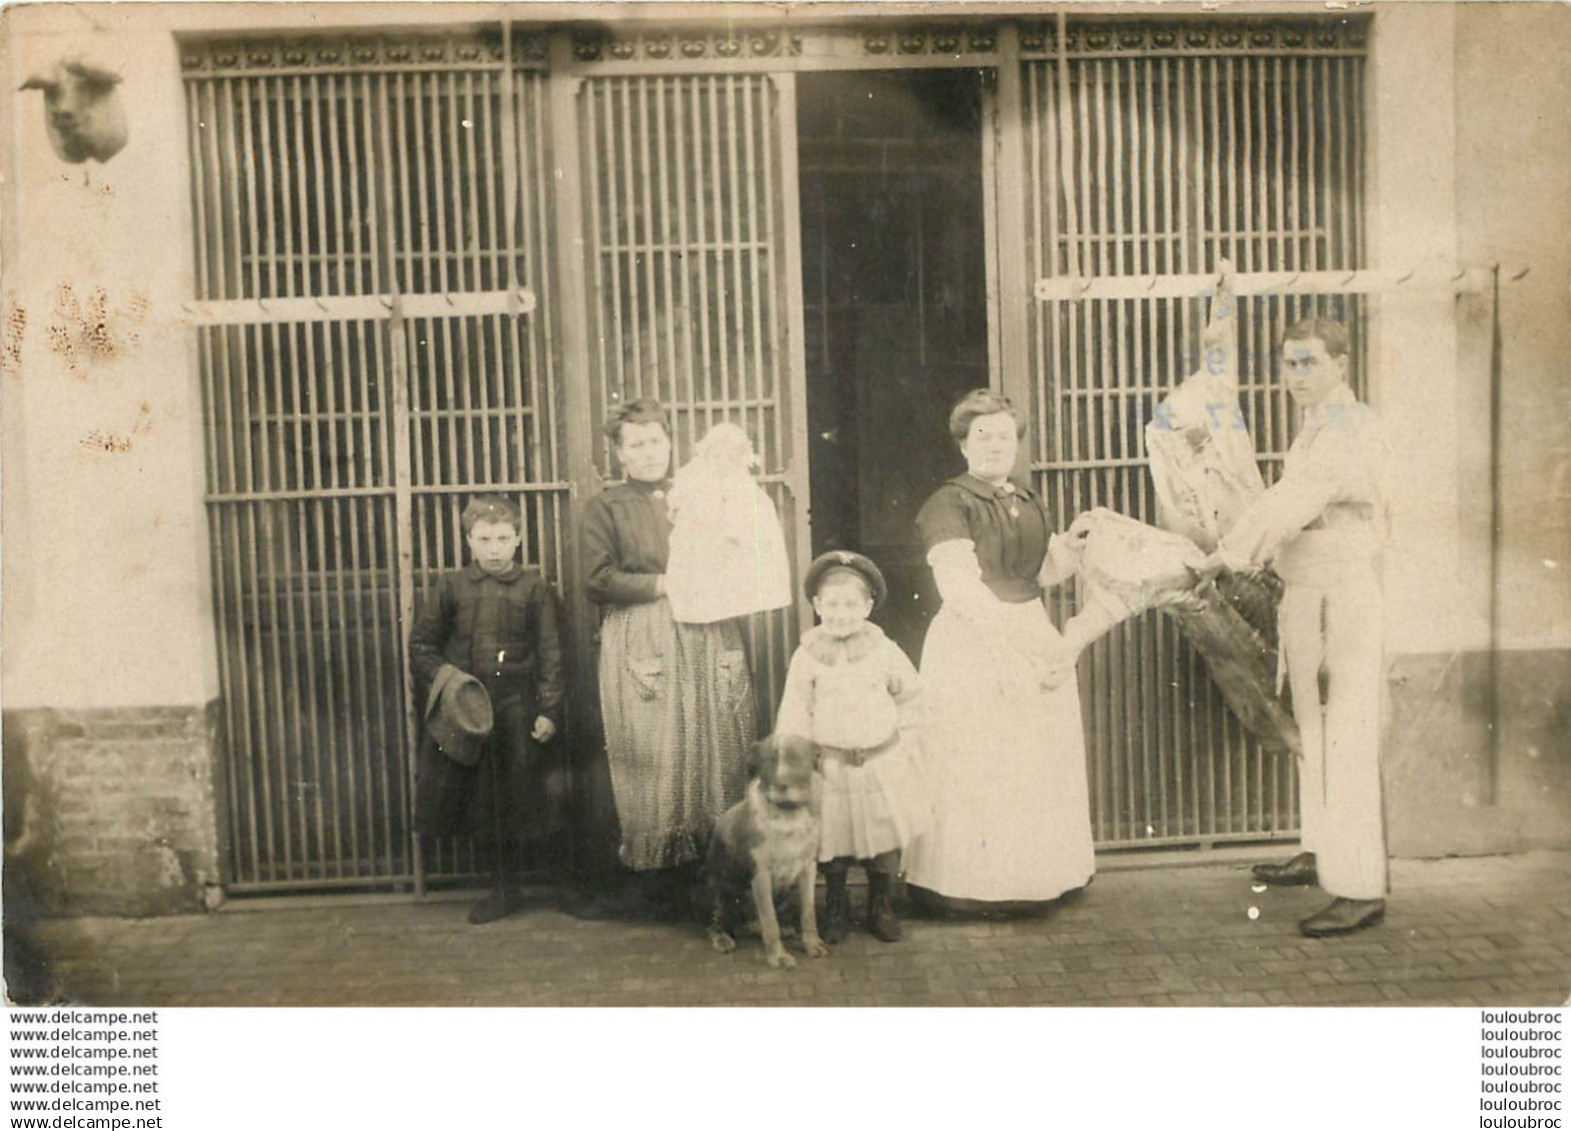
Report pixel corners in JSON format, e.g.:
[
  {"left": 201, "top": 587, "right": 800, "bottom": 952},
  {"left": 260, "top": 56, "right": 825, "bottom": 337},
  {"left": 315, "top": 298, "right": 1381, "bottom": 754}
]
[
  {"left": 1455, "top": 2, "right": 1571, "bottom": 652},
  {"left": 1365, "top": 6, "right": 1477, "bottom": 655},
  {"left": 2, "top": 8, "right": 215, "bottom": 710}
]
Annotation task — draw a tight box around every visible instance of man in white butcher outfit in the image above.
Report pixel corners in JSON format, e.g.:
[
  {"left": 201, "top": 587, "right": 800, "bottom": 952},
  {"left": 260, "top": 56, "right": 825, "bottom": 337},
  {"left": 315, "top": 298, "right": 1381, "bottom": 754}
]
[{"left": 1208, "top": 318, "right": 1391, "bottom": 937}]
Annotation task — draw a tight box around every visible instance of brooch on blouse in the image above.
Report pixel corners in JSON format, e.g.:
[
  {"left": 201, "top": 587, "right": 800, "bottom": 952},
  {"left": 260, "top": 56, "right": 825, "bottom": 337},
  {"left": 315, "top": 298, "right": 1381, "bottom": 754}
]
[{"left": 1001, "top": 481, "right": 1020, "bottom": 518}]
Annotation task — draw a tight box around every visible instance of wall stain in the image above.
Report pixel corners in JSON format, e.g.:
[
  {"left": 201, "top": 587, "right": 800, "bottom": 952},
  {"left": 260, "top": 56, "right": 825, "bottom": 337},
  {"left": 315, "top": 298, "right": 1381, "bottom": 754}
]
[
  {"left": 46, "top": 283, "right": 149, "bottom": 378},
  {"left": 2, "top": 298, "right": 26, "bottom": 379},
  {"left": 79, "top": 428, "right": 133, "bottom": 454},
  {"left": 77, "top": 403, "right": 153, "bottom": 456}
]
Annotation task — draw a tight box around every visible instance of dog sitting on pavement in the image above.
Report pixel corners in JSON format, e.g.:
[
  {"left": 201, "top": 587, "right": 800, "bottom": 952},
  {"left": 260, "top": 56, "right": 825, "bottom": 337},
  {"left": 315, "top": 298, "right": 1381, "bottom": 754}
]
[{"left": 706, "top": 733, "right": 829, "bottom": 968}]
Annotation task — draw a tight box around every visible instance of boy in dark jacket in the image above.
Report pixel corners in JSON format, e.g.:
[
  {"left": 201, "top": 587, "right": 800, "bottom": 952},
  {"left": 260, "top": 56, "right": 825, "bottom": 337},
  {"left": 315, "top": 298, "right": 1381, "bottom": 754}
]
[{"left": 408, "top": 495, "right": 567, "bottom": 924}]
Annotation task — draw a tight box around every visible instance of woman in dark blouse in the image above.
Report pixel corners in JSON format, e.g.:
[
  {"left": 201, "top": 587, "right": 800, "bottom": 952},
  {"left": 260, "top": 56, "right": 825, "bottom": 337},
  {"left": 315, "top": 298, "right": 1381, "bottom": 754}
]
[
  {"left": 580, "top": 398, "right": 755, "bottom": 915},
  {"left": 903, "top": 389, "right": 1096, "bottom": 913}
]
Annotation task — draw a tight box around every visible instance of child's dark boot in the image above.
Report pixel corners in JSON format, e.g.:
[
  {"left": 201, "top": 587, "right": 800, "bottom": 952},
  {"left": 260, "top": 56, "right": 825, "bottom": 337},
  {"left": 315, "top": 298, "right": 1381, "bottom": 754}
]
[
  {"left": 822, "top": 864, "right": 852, "bottom": 944},
  {"left": 866, "top": 872, "right": 901, "bottom": 942}
]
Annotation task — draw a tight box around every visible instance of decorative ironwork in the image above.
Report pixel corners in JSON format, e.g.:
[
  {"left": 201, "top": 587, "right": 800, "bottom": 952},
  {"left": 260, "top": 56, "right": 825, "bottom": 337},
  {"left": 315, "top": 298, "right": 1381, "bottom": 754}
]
[
  {"left": 179, "top": 30, "right": 545, "bottom": 75},
  {"left": 863, "top": 25, "right": 1000, "bottom": 57},
  {"left": 512, "top": 31, "right": 549, "bottom": 62},
  {"left": 578, "top": 71, "right": 802, "bottom": 735},
  {"left": 571, "top": 26, "right": 801, "bottom": 65},
  {"left": 181, "top": 16, "right": 1369, "bottom": 77},
  {"left": 1017, "top": 17, "right": 1369, "bottom": 58},
  {"left": 184, "top": 57, "right": 564, "bottom": 892},
  {"left": 1016, "top": 40, "right": 1370, "bottom": 847},
  {"left": 1019, "top": 26, "right": 1056, "bottom": 54}
]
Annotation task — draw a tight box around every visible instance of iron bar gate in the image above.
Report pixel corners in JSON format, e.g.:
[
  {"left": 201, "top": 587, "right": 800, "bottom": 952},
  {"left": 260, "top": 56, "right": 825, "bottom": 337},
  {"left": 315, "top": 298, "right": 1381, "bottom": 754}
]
[
  {"left": 574, "top": 66, "right": 810, "bottom": 728},
  {"left": 1010, "top": 16, "right": 1370, "bottom": 848},
  {"left": 184, "top": 15, "right": 1383, "bottom": 890},
  {"left": 183, "top": 29, "right": 564, "bottom": 892}
]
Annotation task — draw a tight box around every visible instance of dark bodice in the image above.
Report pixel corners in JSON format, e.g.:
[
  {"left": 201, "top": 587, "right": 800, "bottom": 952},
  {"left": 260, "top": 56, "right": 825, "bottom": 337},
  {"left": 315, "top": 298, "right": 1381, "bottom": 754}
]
[
  {"left": 581, "top": 478, "right": 673, "bottom": 607},
  {"left": 915, "top": 474, "right": 1051, "bottom": 603}
]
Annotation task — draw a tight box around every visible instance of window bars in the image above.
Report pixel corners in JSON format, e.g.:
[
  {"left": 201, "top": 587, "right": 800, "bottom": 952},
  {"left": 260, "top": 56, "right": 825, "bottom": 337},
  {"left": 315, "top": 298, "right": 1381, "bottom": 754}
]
[
  {"left": 184, "top": 30, "right": 562, "bottom": 891},
  {"left": 1018, "top": 23, "right": 1368, "bottom": 848}
]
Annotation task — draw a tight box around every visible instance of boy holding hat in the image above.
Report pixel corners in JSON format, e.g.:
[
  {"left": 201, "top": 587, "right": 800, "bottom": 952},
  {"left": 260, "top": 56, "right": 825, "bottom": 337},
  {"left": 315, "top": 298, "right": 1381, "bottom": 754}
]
[
  {"left": 408, "top": 494, "right": 567, "bottom": 924},
  {"left": 774, "top": 551, "right": 934, "bottom": 943}
]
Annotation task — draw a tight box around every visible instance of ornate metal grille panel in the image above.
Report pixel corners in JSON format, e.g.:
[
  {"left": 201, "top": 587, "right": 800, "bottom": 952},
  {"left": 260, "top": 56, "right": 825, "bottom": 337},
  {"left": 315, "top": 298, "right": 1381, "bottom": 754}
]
[
  {"left": 578, "top": 73, "right": 805, "bottom": 725},
  {"left": 1018, "top": 22, "right": 1369, "bottom": 848},
  {"left": 185, "top": 34, "right": 563, "bottom": 891}
]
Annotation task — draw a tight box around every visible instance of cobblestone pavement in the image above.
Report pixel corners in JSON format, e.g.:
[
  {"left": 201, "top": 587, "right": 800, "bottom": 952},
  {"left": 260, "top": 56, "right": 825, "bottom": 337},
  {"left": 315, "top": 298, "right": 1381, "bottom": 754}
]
[{"left": 11, "top": 852, "right": 1570, "bottom": 1007}]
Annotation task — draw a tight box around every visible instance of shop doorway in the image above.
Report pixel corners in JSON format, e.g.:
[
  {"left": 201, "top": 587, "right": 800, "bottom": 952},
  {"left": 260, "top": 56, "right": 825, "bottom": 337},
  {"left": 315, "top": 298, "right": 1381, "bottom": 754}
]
[{"left": 797, "top": 69, "right": 989, "bottom": 660}]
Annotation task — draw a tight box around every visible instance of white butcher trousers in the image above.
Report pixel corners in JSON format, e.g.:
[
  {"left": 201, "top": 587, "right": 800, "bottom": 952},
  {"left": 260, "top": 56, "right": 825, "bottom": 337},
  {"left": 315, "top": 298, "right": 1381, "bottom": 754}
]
[{"left": 1276, "top": 529, "right": 1388, "bottom": 901}]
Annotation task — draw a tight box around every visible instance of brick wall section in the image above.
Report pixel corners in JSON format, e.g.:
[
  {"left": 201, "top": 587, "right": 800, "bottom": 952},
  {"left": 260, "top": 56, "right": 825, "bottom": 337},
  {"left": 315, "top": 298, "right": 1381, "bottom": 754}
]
[{"left": 3, "top": 703, "right": 223, "bottom": 918}]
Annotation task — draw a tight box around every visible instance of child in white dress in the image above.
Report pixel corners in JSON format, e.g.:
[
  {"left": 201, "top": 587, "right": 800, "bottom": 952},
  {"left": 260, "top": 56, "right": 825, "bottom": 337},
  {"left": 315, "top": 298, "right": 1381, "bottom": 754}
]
[
  {"left": 664, "top": 421, "right": 793, "bottom": 625},
  {"left": 774, "top": 551, "right": 933, "bottom": 943}
]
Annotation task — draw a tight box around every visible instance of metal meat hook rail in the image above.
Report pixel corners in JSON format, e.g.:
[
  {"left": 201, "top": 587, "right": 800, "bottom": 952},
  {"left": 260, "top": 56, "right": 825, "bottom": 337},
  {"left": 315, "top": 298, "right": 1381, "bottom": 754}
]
[
  {"left": 178, "top": 288, "right": 538, "bottom": 326},
  {"left": 1032, "top": 265, "right": 1529, "bottom": 302}
]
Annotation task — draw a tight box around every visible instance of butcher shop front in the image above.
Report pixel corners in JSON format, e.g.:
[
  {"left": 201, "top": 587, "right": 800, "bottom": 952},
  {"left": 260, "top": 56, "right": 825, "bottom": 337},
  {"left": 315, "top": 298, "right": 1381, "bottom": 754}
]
[{"left": 3, "top": 4, "right": 1565, "bottom": 914}]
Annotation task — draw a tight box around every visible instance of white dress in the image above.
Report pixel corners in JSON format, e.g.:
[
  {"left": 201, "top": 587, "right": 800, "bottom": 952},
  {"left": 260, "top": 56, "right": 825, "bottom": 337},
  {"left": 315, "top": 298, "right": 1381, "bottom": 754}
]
[
  {"left": 773, "top": 623, "right": 934, "bottom": 862},
  {"left": 902, "top": 475, "right": 1096, "bottom": 905},
  {"left": 664, "top": 463, "right": 792, "bottom": 625}
]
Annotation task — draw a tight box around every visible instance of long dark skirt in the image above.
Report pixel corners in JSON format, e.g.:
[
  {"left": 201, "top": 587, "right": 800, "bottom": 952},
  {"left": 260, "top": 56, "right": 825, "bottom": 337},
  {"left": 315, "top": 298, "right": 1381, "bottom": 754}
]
[{"left": 599, "top": 597, "right": 754, "bottom": 870}]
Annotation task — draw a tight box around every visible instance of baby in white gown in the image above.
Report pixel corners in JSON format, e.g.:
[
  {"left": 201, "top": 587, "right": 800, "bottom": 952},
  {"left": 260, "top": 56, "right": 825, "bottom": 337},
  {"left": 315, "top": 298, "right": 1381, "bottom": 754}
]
[{"left": 664, "top": 422, "right": 793, "bottom": 624}]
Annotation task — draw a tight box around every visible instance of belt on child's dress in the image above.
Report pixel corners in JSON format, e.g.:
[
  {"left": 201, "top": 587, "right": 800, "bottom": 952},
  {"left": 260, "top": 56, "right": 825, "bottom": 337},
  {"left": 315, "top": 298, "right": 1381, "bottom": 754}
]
[{"left": 817, "top": 730, "right": 899, "bottom": 768}]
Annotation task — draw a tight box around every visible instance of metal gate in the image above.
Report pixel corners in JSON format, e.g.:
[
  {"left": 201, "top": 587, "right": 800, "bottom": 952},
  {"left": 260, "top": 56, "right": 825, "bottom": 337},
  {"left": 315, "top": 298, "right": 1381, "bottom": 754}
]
[
  {"left": 573, "top": 64, "right": 810, "bottom": 724},
  {"left": 183, "top": 29, "right": 563, "bottom": 891},
  {"left": 186, "top": 16, "right": 1377, "bottom": 887},
  {"left": 1008, "top": 17, "right": 1370, "bottom": 848}
]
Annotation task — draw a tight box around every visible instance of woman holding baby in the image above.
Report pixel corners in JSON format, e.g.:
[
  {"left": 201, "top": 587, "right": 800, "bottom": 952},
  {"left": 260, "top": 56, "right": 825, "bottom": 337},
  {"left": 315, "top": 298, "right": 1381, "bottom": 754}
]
[
  {"left": 904, "top": 389, "right": 1098, "bottom": 915},
  {"left": 581, "top": 399, "right": 788, "bottom": 918}
]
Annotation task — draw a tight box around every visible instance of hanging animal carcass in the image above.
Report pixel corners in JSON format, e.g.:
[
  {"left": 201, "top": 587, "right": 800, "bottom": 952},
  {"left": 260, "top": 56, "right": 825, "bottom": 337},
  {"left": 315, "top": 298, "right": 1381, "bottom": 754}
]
[{"left": 1145, "top": 261, "right": 1300, "bottom": 759}]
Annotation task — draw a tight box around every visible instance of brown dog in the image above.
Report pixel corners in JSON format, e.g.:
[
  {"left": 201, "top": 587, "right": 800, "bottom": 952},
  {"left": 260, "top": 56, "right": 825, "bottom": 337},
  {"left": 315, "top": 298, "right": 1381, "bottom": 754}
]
[{"left": 707, "top": 733, "right": 829, "bottom": 968}]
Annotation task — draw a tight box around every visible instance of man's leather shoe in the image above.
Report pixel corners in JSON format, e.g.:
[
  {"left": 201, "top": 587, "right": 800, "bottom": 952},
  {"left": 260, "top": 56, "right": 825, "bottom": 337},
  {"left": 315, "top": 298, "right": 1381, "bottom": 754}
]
[
  {"left": 1299, "top": 897, "right": 1385, "bottom": 938},
  {"left": 1251, "top": 851, "right": 1318, "bottom": 887}
]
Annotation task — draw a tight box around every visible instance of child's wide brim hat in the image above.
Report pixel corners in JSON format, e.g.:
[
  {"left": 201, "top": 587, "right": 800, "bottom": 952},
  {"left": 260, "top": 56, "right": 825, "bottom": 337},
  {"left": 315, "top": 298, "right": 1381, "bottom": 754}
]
[
  {"left": 804, "top": 550, "right": 888, "bottom": 610},
  {"left": 425, "top": 664, "right": 494, "bottom": 767}
]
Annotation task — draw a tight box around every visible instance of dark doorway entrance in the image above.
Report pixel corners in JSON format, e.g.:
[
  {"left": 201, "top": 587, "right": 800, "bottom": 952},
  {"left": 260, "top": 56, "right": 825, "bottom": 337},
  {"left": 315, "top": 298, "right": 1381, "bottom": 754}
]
[{"left": 797, "top": 69, "right": 989, "bottom": 661}]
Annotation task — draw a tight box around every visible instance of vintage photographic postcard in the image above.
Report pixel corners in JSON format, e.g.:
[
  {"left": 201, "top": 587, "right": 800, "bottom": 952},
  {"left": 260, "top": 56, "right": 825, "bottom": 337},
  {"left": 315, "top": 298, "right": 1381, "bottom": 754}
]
[{"left": 2, "top": 1, "right": 1567, "bottom": 1022}]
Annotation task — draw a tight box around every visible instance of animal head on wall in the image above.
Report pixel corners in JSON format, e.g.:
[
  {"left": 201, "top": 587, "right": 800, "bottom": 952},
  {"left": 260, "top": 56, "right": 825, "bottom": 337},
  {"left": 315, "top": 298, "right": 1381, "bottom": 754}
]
[{"left": 19, "top": 58, "right": 128, "bottom": 164}]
